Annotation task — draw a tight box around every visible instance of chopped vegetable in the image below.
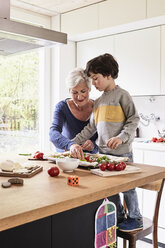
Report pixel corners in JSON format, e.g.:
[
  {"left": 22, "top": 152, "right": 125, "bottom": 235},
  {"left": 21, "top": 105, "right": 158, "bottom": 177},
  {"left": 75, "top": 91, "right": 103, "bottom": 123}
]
[{"left": 19, "top": 153, "right": 32, "bottom": 156}]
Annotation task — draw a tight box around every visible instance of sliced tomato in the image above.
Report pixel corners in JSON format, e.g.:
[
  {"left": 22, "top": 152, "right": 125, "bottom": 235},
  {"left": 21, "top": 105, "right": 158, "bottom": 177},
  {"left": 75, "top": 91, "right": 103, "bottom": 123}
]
[{"left": 85, "top": 156, "right": 96, "bottom": 162}]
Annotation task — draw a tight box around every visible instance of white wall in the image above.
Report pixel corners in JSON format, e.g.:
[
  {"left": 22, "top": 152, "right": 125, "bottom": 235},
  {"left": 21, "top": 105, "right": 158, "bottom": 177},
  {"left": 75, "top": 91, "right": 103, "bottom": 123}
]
[
  {"left": 51, "top": 41, "right": 76, "bottom": 114},
  {"left": 51, "top": 15, "right": 76, "bottom": 120},
  {"left": 133, "top": 96, "right": 165, "bottom": 139}
]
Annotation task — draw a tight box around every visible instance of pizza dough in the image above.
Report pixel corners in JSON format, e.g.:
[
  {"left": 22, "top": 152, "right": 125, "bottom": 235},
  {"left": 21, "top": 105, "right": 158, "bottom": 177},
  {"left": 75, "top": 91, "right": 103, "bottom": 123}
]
[{"left": 0, "top": 160, "right": 22, "bottom": 172}]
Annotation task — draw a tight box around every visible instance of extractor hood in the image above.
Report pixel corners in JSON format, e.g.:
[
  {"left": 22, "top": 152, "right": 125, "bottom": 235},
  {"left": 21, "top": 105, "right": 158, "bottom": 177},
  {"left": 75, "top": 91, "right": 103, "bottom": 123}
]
[{"left": 0, "top": 0, "right": 67, "bottom": 56}]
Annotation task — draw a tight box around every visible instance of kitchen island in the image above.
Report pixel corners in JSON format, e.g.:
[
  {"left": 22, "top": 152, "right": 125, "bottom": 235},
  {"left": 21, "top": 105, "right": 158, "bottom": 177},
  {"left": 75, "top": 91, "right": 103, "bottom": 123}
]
[{"left": 1, "top": 157, "right": 165, "bottom": 248}]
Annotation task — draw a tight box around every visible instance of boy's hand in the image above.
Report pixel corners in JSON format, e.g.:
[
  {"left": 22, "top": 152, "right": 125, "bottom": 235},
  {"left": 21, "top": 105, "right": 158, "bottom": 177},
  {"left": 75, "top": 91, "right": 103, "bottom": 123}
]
[
  {"left": 106, "top": 137, "right": 122, "bottom": 150},
  {"left": 70, "top": 144, "right": 84, "bottom": 160},
  {"left": 81, "top": 140, "right": 94, "bottom": 151}
]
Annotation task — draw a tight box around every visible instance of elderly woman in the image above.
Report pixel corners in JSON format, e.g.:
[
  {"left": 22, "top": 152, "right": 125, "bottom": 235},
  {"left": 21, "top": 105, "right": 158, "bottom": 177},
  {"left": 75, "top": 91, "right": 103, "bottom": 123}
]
[{"left": 49, "top": 68, "right": 98, "bottom": 153}]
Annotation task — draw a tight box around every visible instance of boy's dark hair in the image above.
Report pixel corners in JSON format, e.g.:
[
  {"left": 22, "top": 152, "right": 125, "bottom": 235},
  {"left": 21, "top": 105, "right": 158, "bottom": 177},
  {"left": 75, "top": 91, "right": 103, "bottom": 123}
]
[{"left": 85, "top": 53, "right": 119, "bottom": 79}]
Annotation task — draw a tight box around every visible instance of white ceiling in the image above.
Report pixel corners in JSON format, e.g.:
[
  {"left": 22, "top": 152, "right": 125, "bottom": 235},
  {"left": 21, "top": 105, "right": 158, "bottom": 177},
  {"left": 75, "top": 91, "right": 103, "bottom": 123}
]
[{"left": 11, "top": 0, "right": 106, "bottom": 16}]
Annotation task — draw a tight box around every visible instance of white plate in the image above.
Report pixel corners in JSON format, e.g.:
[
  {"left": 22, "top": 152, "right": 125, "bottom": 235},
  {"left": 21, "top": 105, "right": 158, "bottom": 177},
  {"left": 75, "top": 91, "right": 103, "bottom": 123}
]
[
  {"left": 47, "top": 156, "right": 58, "bottom": 162},
  {"left": 47, "top": 156, "right": 98, "bottom": 168}
]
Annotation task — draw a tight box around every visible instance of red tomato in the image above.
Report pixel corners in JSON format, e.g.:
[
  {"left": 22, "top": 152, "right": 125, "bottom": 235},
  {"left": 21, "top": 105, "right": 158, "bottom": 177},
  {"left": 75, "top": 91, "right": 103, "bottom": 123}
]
[
  {"left": 34, "top": 153, "right": 43, "bottom": 159},
  {"left": 33, "top": 151, "right": 44, "bottom": 159},
  {"left": 152, "top": 137, "right": 157, "bottom": 142},
  {"left": 48, "top": 166, "right": 60, "bottom": 177},
  {"left": 106, "top": 163, "right": 115, "bottom": 171},
  {"left": 85, "top": 156, "right": 96, "bottom": 162},
  {"left": 113, "top": 162, "right": 118, "bottom": 170},
  {"left": 115, "top": 163, "right": 123, "bottom": 171},
  {"left": 99, "top": 163, "right": 107, "bottom": 171},
  {"left": 85, "top": 156, "right": 90, "bottom": 162},
  {"left": 121, "top": 162, "right": 126, "bottom": 170}
]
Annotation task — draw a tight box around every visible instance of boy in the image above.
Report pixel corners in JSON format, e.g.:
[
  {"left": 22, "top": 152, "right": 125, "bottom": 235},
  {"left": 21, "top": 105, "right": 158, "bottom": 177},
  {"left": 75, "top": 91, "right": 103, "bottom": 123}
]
[{"left": 69, "top": 53, "right": 143, "bottom": 232}]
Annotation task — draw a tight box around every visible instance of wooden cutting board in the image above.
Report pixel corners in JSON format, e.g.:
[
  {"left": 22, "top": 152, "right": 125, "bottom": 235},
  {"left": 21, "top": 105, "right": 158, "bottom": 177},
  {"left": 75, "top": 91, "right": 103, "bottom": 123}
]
[
  {"left": 0, "top": 166, "right": 43, "bottom": 178},
  {"left": 91, "top": 165, "right": 141, "bottom": 177}
]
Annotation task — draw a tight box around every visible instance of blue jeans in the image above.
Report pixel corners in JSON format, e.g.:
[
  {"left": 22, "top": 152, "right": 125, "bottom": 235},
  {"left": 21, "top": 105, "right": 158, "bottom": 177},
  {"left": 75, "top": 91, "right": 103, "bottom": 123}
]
[{"left": 108, "top": 152, "right": 142, "bottom": 220}]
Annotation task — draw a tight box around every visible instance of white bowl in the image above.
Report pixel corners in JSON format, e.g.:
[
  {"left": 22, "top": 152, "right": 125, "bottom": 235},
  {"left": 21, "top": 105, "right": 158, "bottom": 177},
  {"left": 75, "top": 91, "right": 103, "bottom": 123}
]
[{"left": 56, "top": 158, "right": 79, "bottom": 172}]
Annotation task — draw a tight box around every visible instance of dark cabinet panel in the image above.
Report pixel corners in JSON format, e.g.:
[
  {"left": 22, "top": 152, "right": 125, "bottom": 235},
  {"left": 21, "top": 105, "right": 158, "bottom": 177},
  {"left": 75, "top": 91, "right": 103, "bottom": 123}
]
[
  {"left": 1, "top": 217, "right": 51, "bottom": 248},
  {"left": 52, "top": 199, "right": 104, "bottom": 248}
]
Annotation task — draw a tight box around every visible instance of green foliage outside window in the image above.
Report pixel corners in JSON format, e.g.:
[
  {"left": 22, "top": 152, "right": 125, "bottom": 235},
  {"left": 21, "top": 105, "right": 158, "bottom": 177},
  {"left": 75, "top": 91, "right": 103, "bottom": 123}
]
[{"left": 0, "top": 52, "right": 39, "bottom": 131}]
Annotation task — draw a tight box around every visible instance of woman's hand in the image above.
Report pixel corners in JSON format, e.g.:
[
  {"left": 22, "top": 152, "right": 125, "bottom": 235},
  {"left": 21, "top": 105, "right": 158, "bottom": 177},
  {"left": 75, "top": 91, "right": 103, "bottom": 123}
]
[
  {"left": 81, "top": 140, "right": 94, "bottom": 151},
  {"left": 106, "top": 137, "right": 122, "bottom": 150},
  {"left": 70, "top": 144, "right": 84, "bottom": 160}
]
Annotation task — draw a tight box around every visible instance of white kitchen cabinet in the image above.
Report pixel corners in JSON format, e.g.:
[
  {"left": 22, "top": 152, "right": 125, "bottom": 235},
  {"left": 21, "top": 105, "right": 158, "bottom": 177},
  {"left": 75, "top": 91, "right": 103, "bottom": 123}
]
[
  {"left": 147, "top": 0, "right": 165, "bottom": 18},
  {"left": 133, "top": 144, "right": 165, "bottom": 244},
  {"left": 161, "top": 25, "right": 165, "bottom": 94},
  {"left": 77, "top": 36, "right": 114, "bottom": 68},
  {"left": 77, "top": 35, "right": 114, "bottom": 99},
  {"left": 114, "top": 26, "right": 160, "bottom": 96},
  {"left": 61, "top": 4, "right": 98, "bottom": 35},
  {"left": 98, "top": 0, "right": 146, "bottom": 30},
  {"left": 143, "top": 150, "right": 165, "bottom": 166}
]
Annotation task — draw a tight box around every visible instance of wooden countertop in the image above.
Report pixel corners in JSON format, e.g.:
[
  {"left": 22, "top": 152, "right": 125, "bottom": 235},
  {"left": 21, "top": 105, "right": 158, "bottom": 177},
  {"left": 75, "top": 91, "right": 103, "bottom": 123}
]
[{"left": 1, "top": 156, "right": 165, "bottom": 232}]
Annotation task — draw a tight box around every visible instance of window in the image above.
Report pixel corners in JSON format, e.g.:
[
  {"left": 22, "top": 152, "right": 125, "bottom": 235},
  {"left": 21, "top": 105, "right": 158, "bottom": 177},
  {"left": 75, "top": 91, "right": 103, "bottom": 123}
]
[{"left": 0, "top": 51, "right": 43, "bottom": 153}]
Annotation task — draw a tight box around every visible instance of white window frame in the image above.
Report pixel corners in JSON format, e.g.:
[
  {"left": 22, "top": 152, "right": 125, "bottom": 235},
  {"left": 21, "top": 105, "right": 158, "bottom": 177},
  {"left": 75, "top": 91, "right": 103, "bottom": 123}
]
[{"left": 39, "top": 48, "right": 52, "bottom": 152}]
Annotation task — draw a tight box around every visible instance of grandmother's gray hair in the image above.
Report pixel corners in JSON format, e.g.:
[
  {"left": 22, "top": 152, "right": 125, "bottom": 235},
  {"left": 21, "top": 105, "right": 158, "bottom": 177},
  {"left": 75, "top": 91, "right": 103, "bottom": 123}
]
[{"left": 66, "top": 68, "right": 91, "bottom": 90}]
